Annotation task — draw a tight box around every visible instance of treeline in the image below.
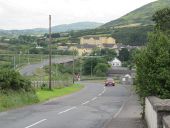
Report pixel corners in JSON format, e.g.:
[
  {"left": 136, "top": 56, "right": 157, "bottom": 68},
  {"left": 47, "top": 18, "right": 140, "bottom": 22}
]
[{"left": 112, "top": 25, "right": 154, "bottom": 46}]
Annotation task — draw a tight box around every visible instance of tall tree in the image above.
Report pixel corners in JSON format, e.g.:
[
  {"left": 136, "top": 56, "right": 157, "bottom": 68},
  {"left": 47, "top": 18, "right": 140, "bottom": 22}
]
[
  {"left": 118, "top": 48, "right": 130, "bottom": 61},
  {"left": 152, "top": 8, "right": 170, "bottom": 32}
]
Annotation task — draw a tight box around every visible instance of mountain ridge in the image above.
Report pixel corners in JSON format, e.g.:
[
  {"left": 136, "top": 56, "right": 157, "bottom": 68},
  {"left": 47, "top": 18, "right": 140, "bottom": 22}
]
[
  {"left": 0, "top": 22, "right": 103, "bottom": 35},
  {"left": 101, "top": 0, "right": 170, "bottom": 28}
]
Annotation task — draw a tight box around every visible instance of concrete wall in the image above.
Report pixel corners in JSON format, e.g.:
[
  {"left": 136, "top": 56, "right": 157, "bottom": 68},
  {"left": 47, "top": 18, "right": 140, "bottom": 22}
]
[
  {"left": 145, "top": 97, "right": 170, "bottom": 128},
  {"left": 145, "top": 98, "right": 158, "bottom": 128},
  {"left": 163, "top": 116, "right": 170, "bottom": 128}
]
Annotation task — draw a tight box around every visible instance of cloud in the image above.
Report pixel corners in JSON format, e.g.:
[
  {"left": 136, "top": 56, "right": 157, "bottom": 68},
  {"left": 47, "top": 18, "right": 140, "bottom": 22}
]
[{"left": 0, "top": 0, "right": 156, "bottom": 29}]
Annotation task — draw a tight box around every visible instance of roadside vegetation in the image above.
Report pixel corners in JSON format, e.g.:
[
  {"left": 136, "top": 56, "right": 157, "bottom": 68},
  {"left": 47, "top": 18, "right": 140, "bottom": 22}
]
[
  {"left": 135, "top": 8, "right": 170, "bottom": 101},
  {"left": 37, "top": 84, "right": 83, "bottom": 102},
  {"left": 0, "top": 68, "right": 83, "bottom": 112},
  {"left": 0, "top": 69, "right": 38, "bottom": 111}
]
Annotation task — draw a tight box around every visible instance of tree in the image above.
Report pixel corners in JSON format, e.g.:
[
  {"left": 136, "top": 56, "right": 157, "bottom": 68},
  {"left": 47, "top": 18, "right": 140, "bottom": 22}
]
[
  {"left": 135, "top": 8, "right": 170, "bottom": 99},
  {"left": 136, "top": 32, "right": 170, "bottom": 99},
  {"left": 0, "top": 69, "right": 34, "bottom": 92},
  {"left": 118, "top": 48, "right": 130, "bottom": 61},
  {"left": 152, "top": 8, "right": 170, "bottom": 32},
  {"left": 82, "top": 57, "right": 106, "bottom": 75},
  {"left": 94, "top": 63, "right": 109, "bottom": 77},
  {"left": 90, "top": 48, "right": 117, "bottom": 61}
]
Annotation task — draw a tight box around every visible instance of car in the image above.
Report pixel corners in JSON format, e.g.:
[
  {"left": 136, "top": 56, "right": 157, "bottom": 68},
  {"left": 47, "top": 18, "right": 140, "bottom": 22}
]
[{"left": 105, "top": 78, "right": 115, "bottom": 86}]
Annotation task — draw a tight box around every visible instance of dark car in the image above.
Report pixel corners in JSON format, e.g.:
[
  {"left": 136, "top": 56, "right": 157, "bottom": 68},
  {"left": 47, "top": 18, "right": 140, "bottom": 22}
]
[{"left": 105, "top": 78, "right": 115, "bottom": 86}]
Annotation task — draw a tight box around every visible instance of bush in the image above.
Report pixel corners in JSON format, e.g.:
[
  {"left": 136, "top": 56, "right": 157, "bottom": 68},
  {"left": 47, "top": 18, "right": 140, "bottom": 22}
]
[
  {"left": 94, "top": 63, "right": 109, "bottom": 77},
  {"left": 0, "top": 69, "right": 34, "bottom": 92},
  {"left": 135, "top": 32, "right": 170, "bottom": 99}
]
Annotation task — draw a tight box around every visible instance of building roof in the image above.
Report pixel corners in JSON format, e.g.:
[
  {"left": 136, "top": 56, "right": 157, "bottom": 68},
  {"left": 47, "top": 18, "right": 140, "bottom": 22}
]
[
  {"left": 107, "top": 68, "right": 135, "bottom": 75},
  {"left": 83, "top": 36, "right": 100, "bottom": 40},
  {"left": 78, "top": 44, "right": 97, "bottom": 49},
  {"left": 103, "top": 44, "right": 115, "bottom": 48},
  {"left": 111, "top": 58, "right": 121, "bottom": 63}
]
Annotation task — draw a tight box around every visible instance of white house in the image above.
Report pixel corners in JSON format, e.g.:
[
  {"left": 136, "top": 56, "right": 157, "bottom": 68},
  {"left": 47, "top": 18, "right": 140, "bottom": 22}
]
[{"left": 109, "top": 58, "right": 122, "bottom": 67}]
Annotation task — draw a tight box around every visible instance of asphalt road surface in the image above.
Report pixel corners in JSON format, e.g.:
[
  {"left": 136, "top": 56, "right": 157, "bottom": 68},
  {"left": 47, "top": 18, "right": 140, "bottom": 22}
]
[
  {"left": 19, "top": 56, "right": 74, "bottom": 76},
  {"left": 0, "top": 82, "right": 131, "bottom": 128}
]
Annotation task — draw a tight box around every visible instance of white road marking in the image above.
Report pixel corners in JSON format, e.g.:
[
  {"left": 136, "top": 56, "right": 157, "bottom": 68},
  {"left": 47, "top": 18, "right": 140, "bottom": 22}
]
[
  {"left": 82, "top": 101, "right": 90, "bottom": 105},
  {"left": 98, "top": 93, "right": 102, "bottom": 96},
  {"left": 113, "top": 101, "right": 126, "bottom": 118},
  {"left": 98, "top": 87, "right": 106, "bottom": 96},
  {"left": 102, "top": 90, "right": 105, "bottom": 94},
  {"left": 91, "top": 97, "right": 97, "bottom": 101},
  {"left": 25, "top": 119, "right": 47, "bottom": 128},
  {"left": 58, "top": 106, "right": 77, "bottom": 115}
]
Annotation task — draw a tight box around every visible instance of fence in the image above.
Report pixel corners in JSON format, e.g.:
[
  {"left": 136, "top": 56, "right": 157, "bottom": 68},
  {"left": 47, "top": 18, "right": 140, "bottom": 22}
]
[{"left": 31, "top": 80, "right": 72, "bottom": 89}]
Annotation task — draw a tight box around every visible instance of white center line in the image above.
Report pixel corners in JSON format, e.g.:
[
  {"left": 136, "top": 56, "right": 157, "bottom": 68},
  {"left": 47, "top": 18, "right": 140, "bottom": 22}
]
[
  {"left": 25, "top": 119, "right": 47, "bottom": 128},
  {"left": 102, "top": 90, "right": 105, "bottom": 94},
  {"left": 91, "top": 97, "right": 97, "bottom": 101},
  {"left": 58, "top": 106, "right": 77, "bottom": 115},
  {"left": 82, "top": 100, "right": 90, "bottom": 105},
  {"left": 98, "top": 93, "right": 102, "bottom": 96}
]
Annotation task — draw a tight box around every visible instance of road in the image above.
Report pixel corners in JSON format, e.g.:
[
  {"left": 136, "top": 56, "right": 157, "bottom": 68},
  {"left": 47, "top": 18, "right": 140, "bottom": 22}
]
[
  {"left": 19, "top": 56, "right": 75, "bottom": 76},
  {"left": 0, "top": 82, "right": 131, "bottom": 128}
]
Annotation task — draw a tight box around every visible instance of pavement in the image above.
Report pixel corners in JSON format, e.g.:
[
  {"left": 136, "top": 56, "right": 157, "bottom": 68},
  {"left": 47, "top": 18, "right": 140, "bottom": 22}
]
[{"left": 105, "top": 85, "right": 146, "bottom": 128}]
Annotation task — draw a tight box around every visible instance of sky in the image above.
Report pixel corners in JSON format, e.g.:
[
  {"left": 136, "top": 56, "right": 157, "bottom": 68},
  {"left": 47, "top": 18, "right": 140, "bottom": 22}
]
[{"left": 0, "top": 0, "right": 157, "bottom": 30}]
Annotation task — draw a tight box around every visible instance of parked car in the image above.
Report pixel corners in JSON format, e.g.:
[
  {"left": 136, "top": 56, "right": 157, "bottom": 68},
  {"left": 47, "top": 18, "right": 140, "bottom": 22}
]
[{"left": 105, "top": 78, "right": 115, "bottom": 86}]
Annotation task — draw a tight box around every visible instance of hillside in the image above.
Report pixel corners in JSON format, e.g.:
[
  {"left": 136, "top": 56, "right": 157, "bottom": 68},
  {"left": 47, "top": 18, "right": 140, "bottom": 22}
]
[
  {"left": 101, "top": 0, "right": 170, "bottom": 28},
  {"left": 0, "top": 22, "right": 103, "bottom": 36},
  {"left": 52, "top": 22, "right": 103, "bottom": 32}
]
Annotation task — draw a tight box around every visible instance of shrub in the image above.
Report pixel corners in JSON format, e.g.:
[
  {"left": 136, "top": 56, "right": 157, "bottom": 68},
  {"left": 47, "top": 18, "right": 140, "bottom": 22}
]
[
  {"left": 135, "top": 32, "right": 170, "bottom": 99},
  {"left": 0, "top": 69, "right": 34, "bottom": 92},
  {"left": 94, "top": 63, "right": 109, "bottom": 77}
]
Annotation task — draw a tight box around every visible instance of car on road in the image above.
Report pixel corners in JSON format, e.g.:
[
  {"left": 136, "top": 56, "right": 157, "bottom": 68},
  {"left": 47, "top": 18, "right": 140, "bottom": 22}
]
[{"left": 105, "top": 78, "right": 115, "bottom": 86}]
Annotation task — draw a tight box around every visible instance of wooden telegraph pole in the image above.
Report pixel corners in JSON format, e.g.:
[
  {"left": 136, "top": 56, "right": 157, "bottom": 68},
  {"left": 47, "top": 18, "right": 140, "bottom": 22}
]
[{"left": 49, "top": 15, "right": 52, "bottom": 90}]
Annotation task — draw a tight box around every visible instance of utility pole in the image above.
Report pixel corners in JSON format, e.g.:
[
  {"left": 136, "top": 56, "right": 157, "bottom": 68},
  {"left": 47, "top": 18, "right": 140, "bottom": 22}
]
[
  {"left": 27, "top": 50, "right": 30, "bottom": 64},
  {"left": 13, "top": 55, "right": 16, "bottom": 70},
  {"left": 19, "top": 53, "right": 20, "bottom": 67},
  {"left": 72, "top": 50, "right": 75, "bottom": 84},
  {"left": 49, "top": 15, "right": 52, "bottom": 90},
  {"left": 91, "top": 57, "right": 93, "bottom": 77}
]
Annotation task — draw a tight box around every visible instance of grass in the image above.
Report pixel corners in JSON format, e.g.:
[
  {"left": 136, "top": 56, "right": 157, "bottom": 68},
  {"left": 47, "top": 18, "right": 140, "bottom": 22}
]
[
  {"left": 0, "top": 90, "right": 39, "bottom": 112},
  {"left": 0, "top": 84, "right": 84, "bottom": 112},
  {"left": 37, "top": 84, "right": 84, "bottom": 102}
]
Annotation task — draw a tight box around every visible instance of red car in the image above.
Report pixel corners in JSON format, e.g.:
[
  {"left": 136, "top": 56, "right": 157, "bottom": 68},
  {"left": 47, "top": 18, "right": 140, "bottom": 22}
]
[{"left": 105, "top": 78, "right": 115, "bottom": 86}]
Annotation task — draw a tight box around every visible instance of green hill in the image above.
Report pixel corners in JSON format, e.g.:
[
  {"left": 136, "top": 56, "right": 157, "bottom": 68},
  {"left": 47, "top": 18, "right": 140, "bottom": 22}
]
[
  {"left": 0, "top": 22, "right": 103, "bottom": 36},
  {"left": 101, "top": 0, "right": 170, "bottom": 28}
]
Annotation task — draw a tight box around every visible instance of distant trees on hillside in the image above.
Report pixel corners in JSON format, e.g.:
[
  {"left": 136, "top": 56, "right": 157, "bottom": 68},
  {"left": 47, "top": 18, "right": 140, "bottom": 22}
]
[
  {"left": 153, "top": 8, "right": 170, "bottom": 32},
  {"left": 112, "top": 25, "right": 153, "bottom": 46}
]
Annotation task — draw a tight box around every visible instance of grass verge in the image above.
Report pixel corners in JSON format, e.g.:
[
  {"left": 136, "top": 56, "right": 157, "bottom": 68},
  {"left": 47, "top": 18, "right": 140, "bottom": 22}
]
[
  {"left": 0, "top": 90, "right": 39, "bottom": 112},
  {"left": 0, "top": 84, "right": 84, "bottom": 112},
  {"left": 37, "top": 84, "right": 83, "bottom": 102}
]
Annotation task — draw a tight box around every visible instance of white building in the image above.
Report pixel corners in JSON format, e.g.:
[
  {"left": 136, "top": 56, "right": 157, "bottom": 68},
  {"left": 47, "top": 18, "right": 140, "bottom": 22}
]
[{"left": 109, "top": 58, "right": 122, "bottom": 67}]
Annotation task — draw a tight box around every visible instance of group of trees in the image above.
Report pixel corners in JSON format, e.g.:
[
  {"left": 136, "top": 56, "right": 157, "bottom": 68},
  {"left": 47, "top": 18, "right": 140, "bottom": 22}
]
[
  {"left": 83, "top": 57, "right": 110, "bottom": 77},
  {"left": 90, "top": 48, "right": 117, "bottom": 61},
  {"left": 135, "top": 8, "right": 170, "bottom": 99},
  {"left": 112, "top": 25, "right": 154, "bottom": 46}
]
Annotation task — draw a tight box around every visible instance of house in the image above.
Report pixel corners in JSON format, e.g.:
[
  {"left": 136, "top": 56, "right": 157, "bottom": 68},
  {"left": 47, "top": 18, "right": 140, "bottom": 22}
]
[
  {"left": 70, "top": 36, "right": 117, "bottom": 56},
  {"left": 109, "top": 58, "right": 122, "bottom": 67},
  {"left": 69, "top": 44, "right": 96, "bottom": 56},
  {"left": 80, "top": 36, "right": 116, "bottom": 48}
]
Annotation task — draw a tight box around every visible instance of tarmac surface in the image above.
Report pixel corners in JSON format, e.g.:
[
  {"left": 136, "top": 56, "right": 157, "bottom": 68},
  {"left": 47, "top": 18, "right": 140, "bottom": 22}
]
[{"left": 0, "top": 82, "right": 144, "bottom": 128}]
